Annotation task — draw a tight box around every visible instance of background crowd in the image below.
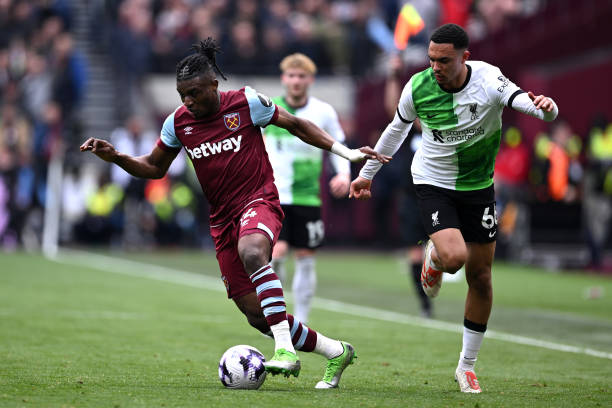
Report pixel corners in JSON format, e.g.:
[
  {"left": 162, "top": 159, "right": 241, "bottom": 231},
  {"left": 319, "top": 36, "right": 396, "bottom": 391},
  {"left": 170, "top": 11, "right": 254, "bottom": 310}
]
[{"left": 1, "top": 0, "right": 611, "bottom": 271}]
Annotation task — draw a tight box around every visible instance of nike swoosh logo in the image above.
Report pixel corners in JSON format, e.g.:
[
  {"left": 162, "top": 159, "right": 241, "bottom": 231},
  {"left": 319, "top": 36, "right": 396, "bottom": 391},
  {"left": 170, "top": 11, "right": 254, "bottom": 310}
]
[
  {"left": 489, "top": 231, "right": 496, "bottom": 238},
  {"left": 426, "top": 113, "right": 440, "bottom": 119}
]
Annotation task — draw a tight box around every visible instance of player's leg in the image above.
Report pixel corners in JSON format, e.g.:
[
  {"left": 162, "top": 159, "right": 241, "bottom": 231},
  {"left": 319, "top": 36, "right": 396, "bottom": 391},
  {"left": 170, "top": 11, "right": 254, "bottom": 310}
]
[
  {"left": 234, "top": 292, "right": 355, "bottom": 388},
  {"left": 454, "top": 188, "right": 497, "bottom": 393},
  {"left": 237, "top": 232, "right": 300, "bottom": 377},
  {"left": 407, "top": 245, "right": 432, "bottom": 317},
  {"left": 293, "top": 248, "right": 316, "bottom": 323},
  {"left": 271, "top": 205, "right": 291, "bottom": 284},
  {"left": 415, "top": 184, "right": 467, "bottom": 297},
  {"left": 399, "top": 190, "right": 432, "bottom": 316},
  {"left": 422, "top": 228, "right": 467, "bottom": 297},
  {"left": 271, "top": 240, "right": 289, "bottom": 284},
  {"left": 290, "top": 205, "right": 324, "bottom": 324},
  {"left": 234, "top": 201, "right": 301, "bottom": 377},
  {"left": 454, "top": 241, "right": 494, "bottom": 393}
]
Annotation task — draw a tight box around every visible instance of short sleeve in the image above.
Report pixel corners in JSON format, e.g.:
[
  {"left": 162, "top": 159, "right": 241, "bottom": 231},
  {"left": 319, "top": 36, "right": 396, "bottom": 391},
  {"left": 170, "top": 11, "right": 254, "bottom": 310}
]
[
  {"left": 159, "top": 111, "right": 182, "bottom": 149},
  {"left": 397, "top": 78, "right": 417, "bottom": 123},
  {"left": 489, "top": 66, "right": 522, "bottom": 108},
  {"left": 245, "top": 86, "right": 278, "bottom": 127}
]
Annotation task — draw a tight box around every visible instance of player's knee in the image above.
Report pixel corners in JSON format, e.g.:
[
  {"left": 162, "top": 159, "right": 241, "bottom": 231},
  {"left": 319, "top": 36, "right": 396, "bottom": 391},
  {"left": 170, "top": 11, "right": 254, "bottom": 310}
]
[
  {"left": 438, "top": 250, "right": 467, "bottom": 273},
  {"left": 240, "top": 245, "right": 269, "bottom": 273}
]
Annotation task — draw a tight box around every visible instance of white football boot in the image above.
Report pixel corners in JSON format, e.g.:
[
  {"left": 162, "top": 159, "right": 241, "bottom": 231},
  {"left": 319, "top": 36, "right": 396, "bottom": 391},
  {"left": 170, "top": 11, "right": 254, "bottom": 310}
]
[{"left": 455, "top": 366, "right": 482, "bottom": 393}]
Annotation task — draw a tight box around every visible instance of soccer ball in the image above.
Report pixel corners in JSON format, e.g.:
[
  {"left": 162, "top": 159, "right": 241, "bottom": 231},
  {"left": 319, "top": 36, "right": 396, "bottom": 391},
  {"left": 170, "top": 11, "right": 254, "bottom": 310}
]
[{"left": 218, "top": 345, "right": 267, "bottom": 389}]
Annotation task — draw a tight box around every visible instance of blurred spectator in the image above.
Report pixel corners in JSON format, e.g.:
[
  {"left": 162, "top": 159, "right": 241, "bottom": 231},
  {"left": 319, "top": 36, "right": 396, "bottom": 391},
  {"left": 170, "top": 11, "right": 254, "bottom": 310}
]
[
  {"left": 151, "top": 0, "right": 192, "bottom": 72},
  {"left": 50, "top": 32, "right": 87, "bottom": 122},
  {"left": 109, "top": 115, "right": 157, "bottom": 189},
  {"left": 220, "top": 19, "right": 261, "bottom": 75},
  {"left": 0, "top": 103, "right": 33, "bottom": 248},
  {"left": 494, "top": 126, "right": 530, "bottom": 258},
  {"left": 188, "top": 4, "right": 224, "bottom": 47},
  {"left": 74, "top": 171, "right": 124, "bottom": 245},
  {"left": 108, "top": 115, "right": 157, "bottom": 248},
  {"left": 583, "top": 116, "right": 612, "bottom": 270},
  {"left": 19, "top": 50, "right": 52, "bottom": 123},
  {"left": 109, "top": 0, "right": 153, "bottom": 119},
  {"left": 546, "top": 119, "right": 582, "bottom": 203}
]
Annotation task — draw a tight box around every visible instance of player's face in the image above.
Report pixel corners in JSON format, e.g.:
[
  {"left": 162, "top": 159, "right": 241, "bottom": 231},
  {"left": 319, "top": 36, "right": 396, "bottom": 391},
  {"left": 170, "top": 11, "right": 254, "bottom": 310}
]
[
  {"left": 281, "top": 68, "right": 313, "bottom": 100},
  {"left": 428, "top": 42, "right": 469, "bottom": 88},
  {"left": 177, "top": 74, "right": 219, "bottom": 119}
]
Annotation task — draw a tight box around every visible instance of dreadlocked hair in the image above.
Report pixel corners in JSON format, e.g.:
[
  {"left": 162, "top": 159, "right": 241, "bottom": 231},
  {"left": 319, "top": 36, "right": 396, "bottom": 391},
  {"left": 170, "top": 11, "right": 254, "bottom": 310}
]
[{"left": 176, "top": 37, "right": 227, "bottom": 81}]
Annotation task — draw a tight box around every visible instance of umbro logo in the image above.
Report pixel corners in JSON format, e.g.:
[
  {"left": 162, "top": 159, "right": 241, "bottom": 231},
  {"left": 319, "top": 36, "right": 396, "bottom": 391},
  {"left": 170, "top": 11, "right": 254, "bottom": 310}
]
[{"left": 184, "top": 126, "right": 193, "bottom": 135}]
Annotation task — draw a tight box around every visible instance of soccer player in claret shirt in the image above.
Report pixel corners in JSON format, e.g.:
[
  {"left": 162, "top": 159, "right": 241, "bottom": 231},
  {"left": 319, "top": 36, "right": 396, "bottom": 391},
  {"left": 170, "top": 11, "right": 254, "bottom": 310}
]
[
  {"left": 81, "top": 38, "right": 390, "bottom": 388},
  {"left": 350, "top": 24, "right": 558, "bottom": 393}
]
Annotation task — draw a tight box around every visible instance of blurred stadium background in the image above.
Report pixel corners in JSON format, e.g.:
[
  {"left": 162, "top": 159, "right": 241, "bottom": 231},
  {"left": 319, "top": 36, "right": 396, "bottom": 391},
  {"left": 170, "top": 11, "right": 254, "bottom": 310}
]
[{"left": 1, "top": 0, "right": 612, "bottom": 272}]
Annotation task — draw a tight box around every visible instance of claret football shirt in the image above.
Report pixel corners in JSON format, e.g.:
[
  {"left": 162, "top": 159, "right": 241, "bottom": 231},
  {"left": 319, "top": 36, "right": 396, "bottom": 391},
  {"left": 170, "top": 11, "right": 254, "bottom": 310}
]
[{"left": 157, "top": 86, "right": 280, "bottom": 224}]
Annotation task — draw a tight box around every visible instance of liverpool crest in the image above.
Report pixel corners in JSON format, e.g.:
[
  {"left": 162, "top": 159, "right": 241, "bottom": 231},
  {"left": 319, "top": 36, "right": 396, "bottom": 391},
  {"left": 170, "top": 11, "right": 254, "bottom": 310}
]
[{"left": 224, "top": 112, "right": 240, "bottom": 131}]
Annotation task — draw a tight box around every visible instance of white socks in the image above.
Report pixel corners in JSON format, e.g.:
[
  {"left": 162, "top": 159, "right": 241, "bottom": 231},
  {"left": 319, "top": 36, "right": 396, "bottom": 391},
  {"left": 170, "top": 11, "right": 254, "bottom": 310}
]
[
  {"left": 314, "top": 333, "right": 344, "bottom": 359},
  {"left": 269, "top": 320, "right": 296, "bottom": 353},
  {"left": 293, "top": 256, "right": 316, "bottom": 323},
  {"left": 459, "top": 327, "right": 485, "bottom": 370}
]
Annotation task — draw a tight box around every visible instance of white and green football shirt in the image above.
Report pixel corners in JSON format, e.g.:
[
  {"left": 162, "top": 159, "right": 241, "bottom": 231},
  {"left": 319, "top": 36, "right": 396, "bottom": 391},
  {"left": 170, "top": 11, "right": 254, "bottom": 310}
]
[
  {"left": 360, "top": 61, "right": 557, "bottom": 191},
  {"left": 265, "top": 96, "right": 349, "bottom": 206}
]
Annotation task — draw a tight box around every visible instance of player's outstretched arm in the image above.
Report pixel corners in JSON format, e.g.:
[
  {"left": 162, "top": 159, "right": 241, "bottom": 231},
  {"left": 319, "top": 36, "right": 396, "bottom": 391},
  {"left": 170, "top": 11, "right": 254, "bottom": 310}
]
[
  {"left": 272, "top": 106, "right": 391, "bottom": 163},
  {"left": 80, "top": 138, "right": 178, "bottom": 179},
  {"left": 510, "top": 91, "right": 558, "bottom": 122}
]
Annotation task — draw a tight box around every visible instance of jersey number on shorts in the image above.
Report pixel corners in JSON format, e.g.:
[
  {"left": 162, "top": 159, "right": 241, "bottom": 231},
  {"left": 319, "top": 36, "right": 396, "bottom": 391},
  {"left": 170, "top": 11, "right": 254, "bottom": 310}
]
[
  {"left": 306, "top": 220, "right": 324, "bottom": 247},
  {"left": 480, "top": 205, "right": 498, "bottom": 230}
]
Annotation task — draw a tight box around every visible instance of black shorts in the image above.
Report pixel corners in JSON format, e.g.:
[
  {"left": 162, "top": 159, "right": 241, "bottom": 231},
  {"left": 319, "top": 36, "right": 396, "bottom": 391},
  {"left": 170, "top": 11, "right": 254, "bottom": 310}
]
[
  {"left": 414, "top": 184, "right": 497, "bottom": 243},
  {"left": 399, "top": 190, "right": 428, "bottom": 246},
  {"left": 278, "top": 205, "right": 324, "bottom": 249}
]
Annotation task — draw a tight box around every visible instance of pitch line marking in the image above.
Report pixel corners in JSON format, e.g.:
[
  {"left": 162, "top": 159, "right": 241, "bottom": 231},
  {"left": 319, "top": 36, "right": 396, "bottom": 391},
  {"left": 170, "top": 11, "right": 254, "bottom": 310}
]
[{"left": 51, "top": 248, "right": 612, "bottom": 361}]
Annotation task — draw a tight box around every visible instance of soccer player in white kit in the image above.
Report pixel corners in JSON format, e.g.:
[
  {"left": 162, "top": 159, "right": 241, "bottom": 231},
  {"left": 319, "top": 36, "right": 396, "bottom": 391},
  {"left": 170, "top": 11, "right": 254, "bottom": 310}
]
[
  {"left": 264, "top": 54, "right": 351, "bottom": 324},
  {"left": 350, "top": 24, "right": 558, "bottom": 393}
]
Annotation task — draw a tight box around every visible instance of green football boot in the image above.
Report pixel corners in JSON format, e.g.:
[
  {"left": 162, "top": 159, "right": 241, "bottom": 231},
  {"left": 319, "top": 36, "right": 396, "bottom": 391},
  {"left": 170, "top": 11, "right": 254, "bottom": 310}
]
[
  {"left": 315, "top": 342, "right": 357, "bottom": 389},
  {"left": 264, "top": 348, "right": 301, "bottom": 378}
]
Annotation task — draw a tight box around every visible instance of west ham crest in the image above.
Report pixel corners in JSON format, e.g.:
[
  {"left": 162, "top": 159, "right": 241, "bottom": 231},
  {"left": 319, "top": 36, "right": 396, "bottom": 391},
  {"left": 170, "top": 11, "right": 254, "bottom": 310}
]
[{"left": 224, "top": 112, "right": 240, "bottom": 131}]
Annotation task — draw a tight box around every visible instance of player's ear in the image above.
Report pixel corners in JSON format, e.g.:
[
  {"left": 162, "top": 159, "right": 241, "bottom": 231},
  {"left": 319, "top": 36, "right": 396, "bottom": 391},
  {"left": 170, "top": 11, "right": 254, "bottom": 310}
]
[{"left": 462, "top": 49, "right": 470, "bottom": 63}]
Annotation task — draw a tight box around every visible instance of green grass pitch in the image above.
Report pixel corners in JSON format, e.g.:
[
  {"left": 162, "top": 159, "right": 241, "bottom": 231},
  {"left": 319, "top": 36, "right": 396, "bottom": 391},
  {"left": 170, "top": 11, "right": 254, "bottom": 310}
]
[{"left": 1, "top": 249, "right": 611, "bottom": 407}]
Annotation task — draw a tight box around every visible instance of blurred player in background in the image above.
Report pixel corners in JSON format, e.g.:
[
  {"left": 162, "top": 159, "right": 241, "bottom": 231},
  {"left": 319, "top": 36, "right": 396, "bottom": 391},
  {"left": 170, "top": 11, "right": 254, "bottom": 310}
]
[
  {"left": 350, "top": 24, "right": 558, "bottom": 393},
  {"left": 81, "top": 38, "right": 390, "bottom": 388},
  {"left": 264, "top": 53, "right": 350, "bottom": 324}
]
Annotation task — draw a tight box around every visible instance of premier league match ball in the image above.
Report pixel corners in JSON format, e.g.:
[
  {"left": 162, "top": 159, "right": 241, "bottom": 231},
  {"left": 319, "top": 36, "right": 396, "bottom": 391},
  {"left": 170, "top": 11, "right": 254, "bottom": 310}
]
[{"left": 218, "top": 345, "right": 267, "bottom": 390}]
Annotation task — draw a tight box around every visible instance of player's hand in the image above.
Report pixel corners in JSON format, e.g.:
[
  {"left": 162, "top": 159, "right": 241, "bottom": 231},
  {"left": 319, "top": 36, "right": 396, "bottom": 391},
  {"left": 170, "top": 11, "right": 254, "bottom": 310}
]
[
  {"left": 357, "top": 146, "right": 392, "bottom": 164},
  {"left": 80, "top": 137, "right": 118, "bottom": 163},
  {"left": 329, "top": 173, "right": 350, "bottom": 198},
  {"left": 349, "top": 176, "right": 372, "bottom": 200},
  {"left": 528, "top": 91, "right": 554, "bottom": 112}
]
